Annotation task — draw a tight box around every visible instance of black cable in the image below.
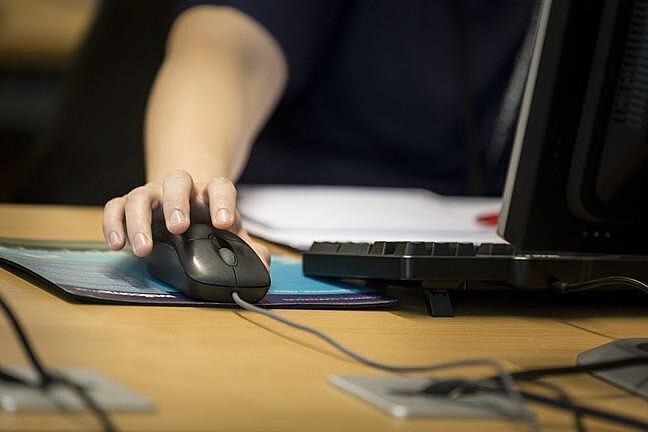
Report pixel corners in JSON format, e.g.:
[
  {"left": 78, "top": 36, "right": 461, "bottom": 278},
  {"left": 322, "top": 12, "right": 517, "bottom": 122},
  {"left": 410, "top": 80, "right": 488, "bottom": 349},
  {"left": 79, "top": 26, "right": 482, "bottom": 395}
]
[
  {"left": 423, "top": 378, "right": 648, "bottom": 431},
  {"left": 51, "top": 373, "right": 117, "bottom": 432},
  {"left": 0, "top": 292, "right": 116, "bottom": 432},
  {"left": 476, "top": 356, "right": 648, "bottom": 431},
  {"left": 430, "top": 378, "right": 589, "bottom": 431},
  {"left": 0, "top": 368, "right": 36, "bottom": 387},
  {"left": 0, "top": 292, "right": 52, "bottom": 387},
  {"left": 524, "top": 380, "right": 587, "bottom": 432},
  {"left": 510, "top": 357, "right": 648, "bottom": 381},
  {"left": 551, "top": 276, "right": 648, "bottom": 295},
  {"left": 518, "top": 387, "right": 648, "bottom": 431}
]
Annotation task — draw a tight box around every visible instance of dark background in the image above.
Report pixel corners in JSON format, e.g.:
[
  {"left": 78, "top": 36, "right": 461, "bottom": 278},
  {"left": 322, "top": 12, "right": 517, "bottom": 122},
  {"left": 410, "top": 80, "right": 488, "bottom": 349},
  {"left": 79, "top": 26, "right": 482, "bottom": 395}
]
[{"left": 2, "top": 0, "right": 177, "bottom": 205}]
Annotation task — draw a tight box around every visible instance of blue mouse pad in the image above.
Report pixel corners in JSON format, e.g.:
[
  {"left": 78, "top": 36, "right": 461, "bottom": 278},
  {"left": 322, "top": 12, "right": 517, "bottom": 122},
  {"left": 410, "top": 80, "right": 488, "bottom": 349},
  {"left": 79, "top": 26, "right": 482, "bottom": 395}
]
[{"left": 0, "top": 242, "right": 396, "bottom": 308}]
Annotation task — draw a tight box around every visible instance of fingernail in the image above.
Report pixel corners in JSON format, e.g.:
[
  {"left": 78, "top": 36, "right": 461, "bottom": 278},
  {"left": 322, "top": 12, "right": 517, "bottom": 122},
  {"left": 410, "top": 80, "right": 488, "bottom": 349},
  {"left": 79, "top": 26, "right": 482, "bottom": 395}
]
[
  {"left": 215, "top": 208, "right": 232, "bottom": 224},
  {"left": 108, "top": 231, "right": 121, "bottom": 249},
  {"left": 133, "top": 232, "right": 149, "bottom": 254},
  {"left": 170, "top": 209, "right": 185, "bottom": 226}
]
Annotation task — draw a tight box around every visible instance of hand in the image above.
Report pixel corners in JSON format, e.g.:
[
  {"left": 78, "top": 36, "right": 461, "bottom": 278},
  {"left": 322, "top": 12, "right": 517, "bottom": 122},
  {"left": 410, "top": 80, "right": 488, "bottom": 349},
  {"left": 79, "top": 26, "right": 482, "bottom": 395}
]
[{"left": 102, "top": 169, "right": 269, "bottom": 265}]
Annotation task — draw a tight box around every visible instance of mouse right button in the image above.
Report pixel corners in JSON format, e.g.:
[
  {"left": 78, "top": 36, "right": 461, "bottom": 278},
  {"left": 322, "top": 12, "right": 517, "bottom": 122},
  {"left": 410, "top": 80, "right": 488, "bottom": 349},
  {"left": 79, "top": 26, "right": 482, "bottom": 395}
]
[{"left": 230, "top": 241, "right": 270, "bottom": 288}]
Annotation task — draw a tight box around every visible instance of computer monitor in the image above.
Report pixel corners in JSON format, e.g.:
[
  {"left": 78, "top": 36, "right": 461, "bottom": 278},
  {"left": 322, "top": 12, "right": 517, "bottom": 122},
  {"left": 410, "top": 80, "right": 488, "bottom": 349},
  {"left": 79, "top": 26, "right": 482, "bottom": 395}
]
[
  {"left": 497, "top": 0, "right": 648, "bottom": 397},
  {"left": 498, "top": 0, "right": 648, "bottom": 254}
]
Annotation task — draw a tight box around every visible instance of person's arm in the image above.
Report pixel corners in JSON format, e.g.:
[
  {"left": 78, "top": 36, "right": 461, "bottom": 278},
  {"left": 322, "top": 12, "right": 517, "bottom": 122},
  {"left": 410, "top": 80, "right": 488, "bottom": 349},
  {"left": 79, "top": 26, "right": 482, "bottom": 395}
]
[
  {"left": 146, "top": 5, "right": 285, "bottom": 183},
  {"left": 102, "top": 6, "right": 286, "bottom": 260}
]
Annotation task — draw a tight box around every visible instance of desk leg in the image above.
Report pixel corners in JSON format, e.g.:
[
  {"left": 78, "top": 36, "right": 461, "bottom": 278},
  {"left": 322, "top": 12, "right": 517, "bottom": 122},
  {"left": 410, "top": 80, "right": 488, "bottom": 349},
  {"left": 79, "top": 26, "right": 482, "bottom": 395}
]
[{"left": 423, "top": 289, "right": 454, "bottom": 317}]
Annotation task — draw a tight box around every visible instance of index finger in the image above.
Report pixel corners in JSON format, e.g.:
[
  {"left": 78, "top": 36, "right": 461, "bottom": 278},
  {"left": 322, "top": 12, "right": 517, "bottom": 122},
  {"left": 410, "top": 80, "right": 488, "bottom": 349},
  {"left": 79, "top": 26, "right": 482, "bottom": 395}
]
[
  {"left": 162, "top": 169, "right": 193, "bottom": 234},
  {"left": 103, "top": 197, "right": 126, "bottom": 250}
]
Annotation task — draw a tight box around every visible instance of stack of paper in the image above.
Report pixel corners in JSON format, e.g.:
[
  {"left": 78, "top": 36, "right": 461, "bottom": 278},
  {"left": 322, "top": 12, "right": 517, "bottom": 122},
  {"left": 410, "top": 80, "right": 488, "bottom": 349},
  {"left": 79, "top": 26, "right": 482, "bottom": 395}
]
[{"left": 237, "top": 185, "right": 504, "bottom": 250}]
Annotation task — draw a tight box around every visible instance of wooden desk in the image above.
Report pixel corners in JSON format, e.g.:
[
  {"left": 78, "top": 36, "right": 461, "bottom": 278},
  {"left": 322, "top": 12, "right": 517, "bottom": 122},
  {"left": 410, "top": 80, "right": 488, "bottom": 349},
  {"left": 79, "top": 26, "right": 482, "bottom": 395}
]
[
  {"left": 0, "top": 204, "right": 646, "bottom": 431},
  {"left": 0, "top": 0, "right": 96, "bottom": 67}
]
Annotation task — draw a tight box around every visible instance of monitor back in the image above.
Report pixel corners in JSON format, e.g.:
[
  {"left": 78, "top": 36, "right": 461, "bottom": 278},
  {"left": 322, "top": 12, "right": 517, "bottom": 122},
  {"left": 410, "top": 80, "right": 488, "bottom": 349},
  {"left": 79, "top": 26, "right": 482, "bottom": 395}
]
[{"left": 498, "top": 0, "right": 648, "bottom": 254}]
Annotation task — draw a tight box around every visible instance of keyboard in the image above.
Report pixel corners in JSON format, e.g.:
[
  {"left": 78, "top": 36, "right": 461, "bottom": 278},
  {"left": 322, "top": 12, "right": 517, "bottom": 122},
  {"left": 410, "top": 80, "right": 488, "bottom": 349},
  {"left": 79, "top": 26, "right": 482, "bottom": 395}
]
[{"left": 303, "top": 241, "right": 648, "bottom": 290}]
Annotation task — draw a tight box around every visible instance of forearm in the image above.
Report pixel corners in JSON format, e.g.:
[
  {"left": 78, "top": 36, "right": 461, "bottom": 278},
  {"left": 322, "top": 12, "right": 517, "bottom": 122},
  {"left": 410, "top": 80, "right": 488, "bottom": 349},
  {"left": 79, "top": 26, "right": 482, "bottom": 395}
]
[{"left": 144, "top": 6, "right": 286, "bottom": 184}]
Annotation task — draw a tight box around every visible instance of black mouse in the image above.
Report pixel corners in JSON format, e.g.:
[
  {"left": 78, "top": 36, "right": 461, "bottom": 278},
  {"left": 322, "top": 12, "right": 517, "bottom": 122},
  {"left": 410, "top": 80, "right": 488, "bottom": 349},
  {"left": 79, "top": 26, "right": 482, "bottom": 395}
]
[{"left": 145, "top": 221, "right": 270, "bottom": 303}]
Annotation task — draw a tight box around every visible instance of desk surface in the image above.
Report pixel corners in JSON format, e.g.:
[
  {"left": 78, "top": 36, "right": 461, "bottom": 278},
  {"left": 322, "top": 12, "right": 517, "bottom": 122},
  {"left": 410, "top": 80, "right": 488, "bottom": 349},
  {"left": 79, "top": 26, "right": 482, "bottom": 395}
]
[
  {"left": 0, "top": 204, "right": 646, "bottom": 431},
  {"left": 0, "top": 0, "right": 96, "bottom": 67}
]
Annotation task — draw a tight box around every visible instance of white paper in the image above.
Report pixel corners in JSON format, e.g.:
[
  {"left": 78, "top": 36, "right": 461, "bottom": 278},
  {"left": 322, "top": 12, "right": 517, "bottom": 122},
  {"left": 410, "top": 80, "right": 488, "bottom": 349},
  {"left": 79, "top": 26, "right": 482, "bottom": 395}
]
[{"left": 238, "top": 185, "right": 504, "bottom": 250}]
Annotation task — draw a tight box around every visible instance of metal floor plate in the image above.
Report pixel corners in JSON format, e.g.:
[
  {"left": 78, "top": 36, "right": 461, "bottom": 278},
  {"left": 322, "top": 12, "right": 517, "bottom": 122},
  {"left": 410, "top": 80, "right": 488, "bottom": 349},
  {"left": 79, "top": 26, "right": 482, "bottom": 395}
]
[
  {"left": 577, "top": 338, "right": 648, "bottom": 398},
  {"left": 0, "top": 366, "right": 154, "bottom": 412},
  {"left": 329, "top": 375, "right": 531, "bottom": 419}
]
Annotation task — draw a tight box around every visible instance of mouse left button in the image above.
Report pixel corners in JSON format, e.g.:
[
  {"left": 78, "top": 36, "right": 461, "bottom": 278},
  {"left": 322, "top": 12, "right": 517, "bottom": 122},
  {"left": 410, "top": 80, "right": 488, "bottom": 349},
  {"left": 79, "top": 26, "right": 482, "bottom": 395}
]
[
  {"left": 182, "top": 239, "right": 236, "bottom": 284},
  {"left": 151, "top": 218, "right": 173, "bottom": 242},
  {"left": 146, "top": 241, "right": 187, "bottom": 290}
]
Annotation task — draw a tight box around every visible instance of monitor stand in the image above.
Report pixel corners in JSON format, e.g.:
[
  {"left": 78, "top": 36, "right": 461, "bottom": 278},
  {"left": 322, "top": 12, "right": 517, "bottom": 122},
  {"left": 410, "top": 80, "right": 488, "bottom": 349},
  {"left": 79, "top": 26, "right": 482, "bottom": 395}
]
[{"left": 577, "top": 338, "right": 648, "bottom": 398}]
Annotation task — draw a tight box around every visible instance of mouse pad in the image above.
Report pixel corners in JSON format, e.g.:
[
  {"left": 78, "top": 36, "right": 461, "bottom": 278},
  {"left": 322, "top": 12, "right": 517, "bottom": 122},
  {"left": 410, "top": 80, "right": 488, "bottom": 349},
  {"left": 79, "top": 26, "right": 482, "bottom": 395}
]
[{"left": 0, "top": 242, "right": 396, "bottom": 308}]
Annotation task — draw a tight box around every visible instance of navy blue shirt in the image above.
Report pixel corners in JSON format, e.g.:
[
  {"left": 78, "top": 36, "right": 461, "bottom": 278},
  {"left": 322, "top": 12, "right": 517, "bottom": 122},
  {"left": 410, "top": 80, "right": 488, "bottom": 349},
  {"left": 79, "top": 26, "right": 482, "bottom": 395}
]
[{"left": 178, "top": 1, "right": 532, "bottom": 195}]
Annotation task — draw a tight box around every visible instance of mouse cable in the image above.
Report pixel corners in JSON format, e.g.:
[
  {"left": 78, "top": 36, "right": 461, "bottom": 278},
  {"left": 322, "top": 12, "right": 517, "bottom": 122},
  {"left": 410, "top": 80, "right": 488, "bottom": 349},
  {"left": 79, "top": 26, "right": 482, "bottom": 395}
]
[
  {"left": 551, "top": 275, "right": 648, "bottom": 295},
  {"left": 230, "top": 292, "right": 538, "bottom": 431},
  {"left": 232, "top": 292, "right": 648, "bottom": 431},
  {"left": 0, "top": 292, "right": 117, "bottom": 432}
]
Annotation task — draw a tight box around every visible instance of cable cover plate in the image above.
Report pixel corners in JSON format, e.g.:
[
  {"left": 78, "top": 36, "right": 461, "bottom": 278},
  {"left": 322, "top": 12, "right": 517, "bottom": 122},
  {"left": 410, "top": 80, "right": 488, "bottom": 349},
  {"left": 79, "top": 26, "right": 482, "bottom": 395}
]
[
  {"left": 329, "top": 375, "right": 531, "bottom": 419},
  {"left": 0, "top": 366, "right": 154, "bottom": 412}
]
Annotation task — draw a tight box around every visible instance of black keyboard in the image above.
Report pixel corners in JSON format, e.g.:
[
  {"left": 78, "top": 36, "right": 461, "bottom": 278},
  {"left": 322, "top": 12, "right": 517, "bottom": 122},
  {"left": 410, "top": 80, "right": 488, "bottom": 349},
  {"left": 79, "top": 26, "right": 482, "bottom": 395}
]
[{"left": 303, "top": 241, "right": 648, "bottom": 289}]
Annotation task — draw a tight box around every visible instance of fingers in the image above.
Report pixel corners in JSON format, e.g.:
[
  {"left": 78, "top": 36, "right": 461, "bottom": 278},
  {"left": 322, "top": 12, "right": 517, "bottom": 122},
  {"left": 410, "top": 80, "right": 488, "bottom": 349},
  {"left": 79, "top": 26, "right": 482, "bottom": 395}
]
[
  {"left": 103, "top": 174, "right": 247, "bottom": 259},
  {"left": 206, "top": 183, "right": 269, "bottom": 266},
  {"left": 207, "top": 177, "right": 237, "bottom": 229},
  {"left": 124, "top": 184, "right": 162, "bottom": 256},
  {"left": 162, "top": 169, "right": 193, "bottom": 234},
  {"left": 103, "top": 197, "right": 126, "bottom": 250}
]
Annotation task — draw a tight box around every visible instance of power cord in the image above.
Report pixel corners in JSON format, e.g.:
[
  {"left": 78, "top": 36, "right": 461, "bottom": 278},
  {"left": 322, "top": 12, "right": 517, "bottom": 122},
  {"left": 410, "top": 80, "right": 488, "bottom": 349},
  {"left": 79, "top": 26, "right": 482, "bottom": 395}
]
[
  {"left": 551, "top": 276, "right": 648, "bottom": 295},
  {"left": 231, "top": 292, "right": 538, "bottom": 431},
  {"left": 0, "top": 293, "right": 116, "bottom": 432},
  {"left": 423, "top": 378, "right": 648, "bottom": 431},
  {"left": 522, "top": 380, "right": 586, "bottom": 432},
  {"left": 510, "top": 357, "right": 648, "bottom": 381},
  {"left": 423, "top": 272, "right": 648, "bottom": 432}
]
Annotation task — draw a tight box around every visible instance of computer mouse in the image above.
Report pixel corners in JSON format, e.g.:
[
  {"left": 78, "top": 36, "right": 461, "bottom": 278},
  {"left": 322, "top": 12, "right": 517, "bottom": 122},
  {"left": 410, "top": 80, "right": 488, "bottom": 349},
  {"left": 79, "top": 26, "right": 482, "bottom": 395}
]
[{"left": 145, "top": 221, "right": 270, "bottom": 303}]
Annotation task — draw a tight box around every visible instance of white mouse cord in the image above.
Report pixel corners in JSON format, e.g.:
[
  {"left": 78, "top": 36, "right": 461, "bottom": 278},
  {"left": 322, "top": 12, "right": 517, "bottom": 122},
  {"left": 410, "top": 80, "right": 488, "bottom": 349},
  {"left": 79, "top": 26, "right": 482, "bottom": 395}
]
[{"left": 230, "top": 292, "right": 536, "bottom": 431}]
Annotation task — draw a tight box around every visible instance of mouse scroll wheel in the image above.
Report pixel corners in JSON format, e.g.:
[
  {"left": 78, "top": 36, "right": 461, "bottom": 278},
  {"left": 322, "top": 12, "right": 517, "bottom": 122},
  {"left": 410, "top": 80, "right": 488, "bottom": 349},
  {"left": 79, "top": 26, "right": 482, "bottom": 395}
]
[
  {"left": 218, "top": 247, "right": 238, "bottom": 266},
  {"left": 208, "top": 234, "right": 238, "bottom": 266}
]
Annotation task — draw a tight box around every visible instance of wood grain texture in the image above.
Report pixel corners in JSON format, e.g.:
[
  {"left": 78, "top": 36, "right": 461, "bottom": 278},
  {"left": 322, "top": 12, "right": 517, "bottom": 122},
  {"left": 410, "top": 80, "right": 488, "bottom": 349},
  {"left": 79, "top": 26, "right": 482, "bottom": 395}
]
[{"left": 0, "top": 204, "right": 646, "bottom": 431}]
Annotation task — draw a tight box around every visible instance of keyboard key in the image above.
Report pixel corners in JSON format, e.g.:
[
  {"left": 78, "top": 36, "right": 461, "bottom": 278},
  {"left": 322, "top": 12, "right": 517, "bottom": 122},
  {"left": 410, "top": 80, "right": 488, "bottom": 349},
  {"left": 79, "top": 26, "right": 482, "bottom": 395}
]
[
  {"left": 338, "top": 242, "right": 371, "bottom": 255},
  {"left": 394, "top": 242, "right": 427, "bottom": 256},
  {"left": 476, "top": 243, "right": 489, "bottom": 255},
  {"left": 384, "top": 242, "right": 400, "bottom": 255},
  {"left": 369, "top": 242, "right": 387, "bottom": 255},
  {"left": 432, "top": 242, "right": 452, "bottom": 256},
  {"left": 477, "top": 243, "right": 514, "bottom": 256},
  {"left": 490, "top": 243, "right": 514, "bottom": 255},
  {"left": 310, "top": 242, "right": 341, "bottom": 253},
  {"left": 456, "top": 243, "right": 476, "bottom": 256}
]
